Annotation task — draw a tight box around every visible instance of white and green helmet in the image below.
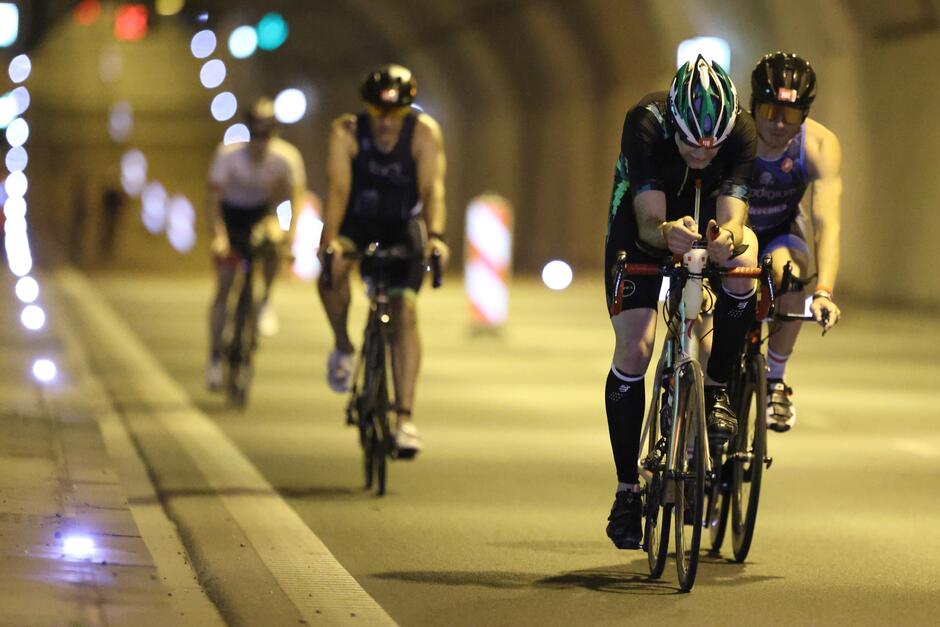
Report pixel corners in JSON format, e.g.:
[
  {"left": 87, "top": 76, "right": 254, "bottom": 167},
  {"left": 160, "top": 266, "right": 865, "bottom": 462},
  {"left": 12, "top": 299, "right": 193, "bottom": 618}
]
[{"left": 668, "top": 54, "right": 739, "bottom": 147}]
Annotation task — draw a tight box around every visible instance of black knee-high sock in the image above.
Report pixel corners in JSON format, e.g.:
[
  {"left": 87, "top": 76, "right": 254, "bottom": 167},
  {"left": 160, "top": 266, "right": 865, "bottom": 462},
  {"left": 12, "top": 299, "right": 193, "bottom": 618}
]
[
  {"left": 707, "top": 286, "right": 757, "bottom": 384},
  {"left": 605, "top": 367, "right": 645, "bottom": 484}
]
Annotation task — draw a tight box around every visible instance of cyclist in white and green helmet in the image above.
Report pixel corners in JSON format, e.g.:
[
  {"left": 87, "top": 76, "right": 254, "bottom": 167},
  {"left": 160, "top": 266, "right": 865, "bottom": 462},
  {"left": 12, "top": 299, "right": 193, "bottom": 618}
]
[{"left": 603, "top": 55, "right": 759, "bottom": 550}]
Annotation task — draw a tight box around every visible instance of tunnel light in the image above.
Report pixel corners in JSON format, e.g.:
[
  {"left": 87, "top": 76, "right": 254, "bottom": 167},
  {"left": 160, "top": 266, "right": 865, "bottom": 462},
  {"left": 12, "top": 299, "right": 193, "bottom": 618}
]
[
  {"left": 21, "top": 305, "right": 45, "bottom": 331},
  {"left": 141, "top": 182, "right": 167, "bottom": 234},
  {"left": 273, "top": 88, "right": 306, "bottom": 124},
  {"left": 155, "top": 0, "right": 185, "bottom": 17},
  {"left": 257, "top": 13, "right": 288, "bottom": 51},
  {"left": 210, "top": 91, "right": 237, "bottom": 121},
  {"left": 200, "top": 59, "right": 226, "bottom": 88},
  {"left": 8, "top": 54, "right": 30, "bottom": 83},
  {"left": 0, "top": 4, "right": 18, "bottom": 48},
  {"left": 5, "top": 146, "right": 27, "bottom": 172},
  {"left": 5, "top": 117, "right": 28, "bottom": 146},
  {"left": 15, "top": 276, "right": 39, "bottom": 303},
  {"left": 120, "top": 149, "right": 147, "bottom": 196},
  {"left": 0, "top": 93, "right": 17, "bottom": 129},
  {"left": 32, "top": 358, "right": 57, "bottom": 383},
  {"left": 190, "top": 29, "right": 216, "bottom": 58},
  {"left": 62, "top": 535, "right": 95, "bottom": 558},
  {"left": 223, "top": 123, "right": 249, "bottom": 145},
  {"left": 10, "top": 86, "right": 29, "bottom": 116},
  {"left": 228, "top": 25, "right": 258, "bottom": 59},
  {"left": 276, "top": 200, "right": 292, "bottom": 231},
  {"left": 677, "top": 37, "right": 731, "bottom": 71},
  {"left": 99, "top": 45, "right": 122, "bottom": 83},
  {"left": 73, "top": 0, "right": 101, "bottom": 26},
  {"left": 108, "top": 101, "right": 133, "bottom": 142},
  {"left": 5, "top": 232, "right": 32, "bottom": 276},
  {"left": 4, "top": 171, "right": 27, "bottom": 198},
  {"left": 541, "top": 260, "right": 573, "bottom": 290},
  {"left": 114, "top": 4, "right": 149, "bottom": 42},
  {"left": 166, "top": 194, "right": 196, "bottom": 253},
  {"left": 4, "top": 196, "right": 26, "bottom": 219}
]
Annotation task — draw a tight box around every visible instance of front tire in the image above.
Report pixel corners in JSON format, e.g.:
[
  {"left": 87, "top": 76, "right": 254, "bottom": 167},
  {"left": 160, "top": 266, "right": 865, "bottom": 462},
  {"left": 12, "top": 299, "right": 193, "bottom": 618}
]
[{"left": 674, "top": 361, "right": 706, "bottom": 592}]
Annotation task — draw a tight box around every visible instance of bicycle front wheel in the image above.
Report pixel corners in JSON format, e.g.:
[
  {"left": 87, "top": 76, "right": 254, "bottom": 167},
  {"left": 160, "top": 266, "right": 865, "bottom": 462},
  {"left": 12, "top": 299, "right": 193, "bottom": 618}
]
[
  {"left": 673, "top": 361, "right": 706, "bottom": 592},
  {"left": 731, "top": 353, "right": 768, "bottom": 562},
  {"left": 644, "top": 377, "right": 670, "bottom": 579}
]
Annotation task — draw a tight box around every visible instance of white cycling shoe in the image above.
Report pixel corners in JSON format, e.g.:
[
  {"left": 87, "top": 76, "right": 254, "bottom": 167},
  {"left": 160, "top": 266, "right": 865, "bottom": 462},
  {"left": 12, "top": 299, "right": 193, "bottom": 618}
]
[
  {"left": 395, "top": 421, "right": 423, "bottom": 459},
  {"left": 258, "top": 305, "right": 280, "bottom": 337},
  {"left": 326, "top": 348, "right": 355, "bottom": 393},
  {"left": 766, "top": 380, "right": 797, "bottom": 432},
  {"left": 205, "top": 359, "right": 223, "bottom": 392}
]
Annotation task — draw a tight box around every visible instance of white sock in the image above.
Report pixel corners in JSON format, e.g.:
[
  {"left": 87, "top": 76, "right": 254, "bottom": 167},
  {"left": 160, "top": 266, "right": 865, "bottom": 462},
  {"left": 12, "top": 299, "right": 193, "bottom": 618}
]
[{"left": 767, "top": 348, "right": 790, "bottom": 381}]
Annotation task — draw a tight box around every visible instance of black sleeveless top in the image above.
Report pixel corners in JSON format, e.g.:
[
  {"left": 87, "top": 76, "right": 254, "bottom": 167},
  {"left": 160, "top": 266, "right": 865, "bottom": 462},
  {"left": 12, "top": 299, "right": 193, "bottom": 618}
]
[{"left": 346, "top": 112, "right": 420, "bottom": 225}]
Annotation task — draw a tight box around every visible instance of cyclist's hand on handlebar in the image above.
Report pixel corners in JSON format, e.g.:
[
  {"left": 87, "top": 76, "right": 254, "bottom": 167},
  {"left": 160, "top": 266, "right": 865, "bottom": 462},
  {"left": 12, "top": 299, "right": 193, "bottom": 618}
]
[
  {"left": 662, "top": 216, "right": 700, "bottom": 255},
  {"left": 425, "top": 238, "right": 450, "bottom": 268},
  {"left": 706, "top": 219, "right": 735, "bottom": 264},
  {"left": 810, "top": 296, "right": 840, "bottom": 332}
]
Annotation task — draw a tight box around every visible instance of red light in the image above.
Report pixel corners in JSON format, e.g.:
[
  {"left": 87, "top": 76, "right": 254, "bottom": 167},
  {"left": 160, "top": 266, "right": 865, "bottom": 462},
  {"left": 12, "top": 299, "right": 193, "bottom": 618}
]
[
  {"left": 114, "top": 4, "right": 148, "bottom": 41},
  {"left": 73, "top": 0, "right": 101, "bottom": 26}
]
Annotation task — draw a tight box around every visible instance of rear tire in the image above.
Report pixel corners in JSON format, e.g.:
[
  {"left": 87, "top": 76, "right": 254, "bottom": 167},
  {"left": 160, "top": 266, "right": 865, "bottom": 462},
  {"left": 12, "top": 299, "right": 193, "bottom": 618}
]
[
  {"left": 674, "top": 361, "right": 706, "bottom": 593},
  {"left": 731, "top": 353, "right": 767, "bottom": 562}
]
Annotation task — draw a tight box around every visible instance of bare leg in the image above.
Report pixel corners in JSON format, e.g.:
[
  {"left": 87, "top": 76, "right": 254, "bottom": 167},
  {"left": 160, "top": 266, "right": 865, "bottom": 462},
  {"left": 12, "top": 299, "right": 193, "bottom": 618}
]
[
  {"left": 317, "top": 254, "right": 355, "bottom": 353},
  {"left": 390, "top": 294, "right": 420, "bottom": 423},
  {"left": 767, "top": 246, "right": 810, "bottom": 370},
  {"left": 210, "top": 263, "right": 237, "bottom": 360}
]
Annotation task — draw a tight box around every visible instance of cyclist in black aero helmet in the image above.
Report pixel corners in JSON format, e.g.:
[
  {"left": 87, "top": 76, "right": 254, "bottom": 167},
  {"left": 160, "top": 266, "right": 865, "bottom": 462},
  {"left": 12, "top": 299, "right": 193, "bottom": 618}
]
[
  {"left": 602, "top": 55, "right": 759, "bottom": 550},
  {"left": 748, "top": 51, "right": 842, "bottom": 433},
  {"left": 317, "top": 64, "right": 449, "bottom": 458}
]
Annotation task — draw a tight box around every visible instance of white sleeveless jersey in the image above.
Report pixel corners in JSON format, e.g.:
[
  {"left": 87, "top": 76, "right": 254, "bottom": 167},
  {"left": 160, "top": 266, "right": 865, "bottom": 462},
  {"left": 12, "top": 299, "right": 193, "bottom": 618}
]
[{"left": 208, "top": 137, "right": 306, "bottom": 209}]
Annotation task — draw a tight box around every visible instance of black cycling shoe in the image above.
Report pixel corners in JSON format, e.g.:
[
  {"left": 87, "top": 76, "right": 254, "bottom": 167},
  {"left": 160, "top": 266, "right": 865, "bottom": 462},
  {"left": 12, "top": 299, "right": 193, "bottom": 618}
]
[
  {"left": 705, "top": 386, "right": 737, "bottom": 441},
  {"left": 606, "top": 490, "right": 643, "bottom": 550}
]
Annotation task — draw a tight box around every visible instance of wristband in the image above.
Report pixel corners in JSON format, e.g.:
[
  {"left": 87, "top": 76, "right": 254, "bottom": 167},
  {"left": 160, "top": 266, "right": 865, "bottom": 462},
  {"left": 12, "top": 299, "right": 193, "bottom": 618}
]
[
  {"left": 812, "top": 288, "right": 833, "bottom": 301},
  {"left": 429, "top": 232, "right": 447, "bottom": 244}
]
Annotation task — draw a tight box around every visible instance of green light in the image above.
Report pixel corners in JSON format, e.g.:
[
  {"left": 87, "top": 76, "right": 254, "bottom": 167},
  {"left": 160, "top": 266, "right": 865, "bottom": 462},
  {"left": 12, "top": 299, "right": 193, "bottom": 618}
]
[{"left": 257, "top": 13, "right": 288, "bottom": 51}]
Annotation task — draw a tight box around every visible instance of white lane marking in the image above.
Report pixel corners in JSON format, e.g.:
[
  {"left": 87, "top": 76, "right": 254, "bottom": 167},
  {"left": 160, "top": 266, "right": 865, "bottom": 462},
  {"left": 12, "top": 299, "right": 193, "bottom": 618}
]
[{"left": 57, "top": 269, "right": 396, "bottom": 626}]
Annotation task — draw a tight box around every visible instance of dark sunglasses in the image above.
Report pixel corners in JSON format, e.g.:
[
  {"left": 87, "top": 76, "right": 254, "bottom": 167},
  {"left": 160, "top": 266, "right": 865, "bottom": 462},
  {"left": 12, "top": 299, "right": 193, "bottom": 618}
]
[{"left": 755, "top": 102, "right": 807, "bottom": 125}]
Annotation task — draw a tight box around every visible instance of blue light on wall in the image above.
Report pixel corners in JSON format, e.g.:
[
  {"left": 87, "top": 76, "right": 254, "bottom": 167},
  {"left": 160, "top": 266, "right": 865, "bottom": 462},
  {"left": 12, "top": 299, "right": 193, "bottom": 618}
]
[
  {"left": 257, "top": 13, "right": 288, "bottom": 51},
  {"left": 0, "top": 3, "right": 19, "bottom": 48}
]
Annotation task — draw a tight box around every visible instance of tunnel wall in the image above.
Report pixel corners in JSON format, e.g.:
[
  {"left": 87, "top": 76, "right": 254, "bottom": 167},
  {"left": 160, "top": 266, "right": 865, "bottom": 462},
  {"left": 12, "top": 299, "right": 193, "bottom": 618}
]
[{"left": 16, "top": 1, "right": 940, "bottom": 308}]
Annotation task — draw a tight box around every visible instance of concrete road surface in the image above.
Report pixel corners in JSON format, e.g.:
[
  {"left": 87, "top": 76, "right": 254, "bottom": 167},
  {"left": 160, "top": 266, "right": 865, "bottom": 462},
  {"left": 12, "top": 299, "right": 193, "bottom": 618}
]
[{"left": 85, "top": 271, "right": 940, "bottom": 626}]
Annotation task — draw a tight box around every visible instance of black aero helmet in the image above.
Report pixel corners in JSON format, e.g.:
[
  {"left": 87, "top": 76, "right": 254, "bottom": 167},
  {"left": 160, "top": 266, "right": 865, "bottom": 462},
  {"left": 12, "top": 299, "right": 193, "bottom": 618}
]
[
  {"left": 360, "top": 64, "right": 417, "bottom": 108},
  {"left": 751, "top": 52, "right": 817, "bottom": 110},
  {"left": 246, "top": 97, "right": 277, "bottom": 136}
]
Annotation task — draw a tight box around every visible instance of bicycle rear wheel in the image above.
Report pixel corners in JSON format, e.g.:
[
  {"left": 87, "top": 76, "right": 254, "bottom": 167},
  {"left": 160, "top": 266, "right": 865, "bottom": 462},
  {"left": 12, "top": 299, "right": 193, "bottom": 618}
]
[
  {"left": 730, "top": 353, "right": 767, "bottom": 562},
  {"left": 673, "top": 361, "right": 706, "bottom": 592},
  {"left": 644, "top": 376, "right": 670, "bottom": 579}
]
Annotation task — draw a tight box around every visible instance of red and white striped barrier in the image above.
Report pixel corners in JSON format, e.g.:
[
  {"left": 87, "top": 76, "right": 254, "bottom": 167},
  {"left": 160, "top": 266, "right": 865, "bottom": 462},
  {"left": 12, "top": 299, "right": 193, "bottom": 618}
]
[{"left": 464, "top": 194, "right": 513, "bottom": 329}]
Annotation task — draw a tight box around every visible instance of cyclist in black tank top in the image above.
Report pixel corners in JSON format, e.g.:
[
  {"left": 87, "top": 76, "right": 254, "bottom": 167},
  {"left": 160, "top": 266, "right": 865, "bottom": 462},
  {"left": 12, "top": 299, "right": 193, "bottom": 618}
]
[
  {"left": 346, "top": 111, "right": 420, "bottom": 226},
  {"left": 317, "top": 65, "right": 450, "bottom": 458}
]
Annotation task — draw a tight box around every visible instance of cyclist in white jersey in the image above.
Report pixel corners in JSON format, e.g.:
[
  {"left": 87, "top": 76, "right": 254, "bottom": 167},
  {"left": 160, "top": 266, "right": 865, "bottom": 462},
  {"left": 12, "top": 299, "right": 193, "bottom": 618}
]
[{"left": 205, "top": 98, "right": 307, "bottom": 389}]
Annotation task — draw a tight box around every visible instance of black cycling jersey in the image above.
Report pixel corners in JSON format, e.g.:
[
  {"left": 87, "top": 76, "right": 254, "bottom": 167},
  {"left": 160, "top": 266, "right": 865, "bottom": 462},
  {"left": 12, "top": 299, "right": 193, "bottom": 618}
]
[
  {"left": 604, "top": 92, "right": 757, "bottom": 311},
  {"left": 607, "top": 91, "right": 757, "bottom": 240},
  {"left": 346, "top": 112, "right": 420, "bottom": 225}
]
